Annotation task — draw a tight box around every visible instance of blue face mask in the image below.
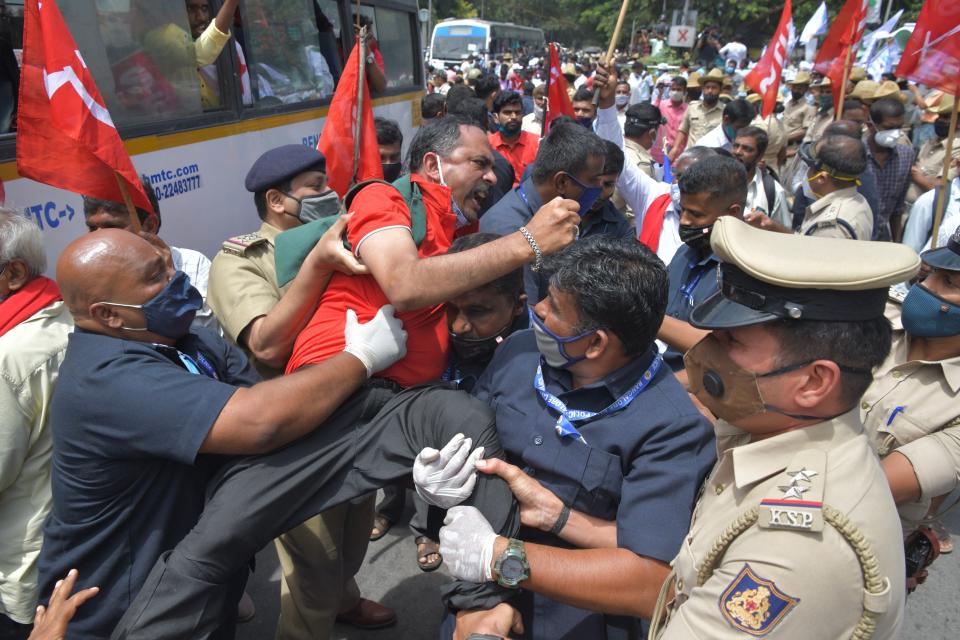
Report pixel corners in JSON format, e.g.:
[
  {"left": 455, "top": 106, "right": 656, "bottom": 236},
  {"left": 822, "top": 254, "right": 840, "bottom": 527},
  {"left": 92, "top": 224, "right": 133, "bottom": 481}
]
[
  {"left": 901, "top": 283, "right": 960, "bottom": 338},
  {"left": 723, "top": 124, "right": 736, "bottom": 141},
  {"left": 563, "top": 171, "right": 603, "bottom": 216},
  {"left": 576, "top": 116, "right": 594, "bottom": 129},
  {"left": 530, "top": 307, "right": 595, "bottom": 369},
  {"left": 101, "top": 270, "right": 203, "bottom": 339}
]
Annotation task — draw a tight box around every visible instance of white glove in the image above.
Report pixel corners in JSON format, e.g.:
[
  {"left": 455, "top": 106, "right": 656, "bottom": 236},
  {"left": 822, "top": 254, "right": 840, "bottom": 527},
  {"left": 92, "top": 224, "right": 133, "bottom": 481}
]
[
  {"left": 413, "top": 433, "right": 484, "bottom": 509},
  {"left": 440, "top": 506, "right": 497, "bottom": 583},
  {"left": 343, "top": 304, "right": 407, "bottom": 377}
]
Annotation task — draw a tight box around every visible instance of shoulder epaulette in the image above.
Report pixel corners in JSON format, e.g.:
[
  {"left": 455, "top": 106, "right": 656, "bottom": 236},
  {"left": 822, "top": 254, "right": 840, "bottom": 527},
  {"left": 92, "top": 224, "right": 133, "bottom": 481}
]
[{"left": 221, "top": 232, "right": 266, "bottom": 255}]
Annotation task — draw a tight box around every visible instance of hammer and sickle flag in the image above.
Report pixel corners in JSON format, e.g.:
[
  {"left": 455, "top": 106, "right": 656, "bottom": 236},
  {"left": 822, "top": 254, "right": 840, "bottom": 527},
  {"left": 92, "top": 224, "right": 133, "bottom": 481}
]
[{"left": 17, "top": 0, "right": 155, "bottom": 215}]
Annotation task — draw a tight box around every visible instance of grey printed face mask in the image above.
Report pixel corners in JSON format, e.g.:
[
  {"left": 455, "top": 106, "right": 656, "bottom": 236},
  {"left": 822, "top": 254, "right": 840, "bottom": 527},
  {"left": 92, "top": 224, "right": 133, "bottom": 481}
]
[{"left": 286, "top": 190, "right": 341, "bottom": 223}]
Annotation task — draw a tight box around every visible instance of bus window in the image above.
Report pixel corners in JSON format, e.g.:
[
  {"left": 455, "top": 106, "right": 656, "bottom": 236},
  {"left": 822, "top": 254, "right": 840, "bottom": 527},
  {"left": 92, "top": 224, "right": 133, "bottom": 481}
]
[
  {"left": 432, "top": 23, "right": 485, "bottom": 62},
  {"left": 242, "top": 0, "right": 334, "bottom": 106},
  {"left": 312, "top": 0, "right": 343, "bottom": 82},
  {"left": 186, "top": 0, "right": 252, "bottom": 110},
  {"left": 370, "top": 6, "right": 415, "bottom": 88},
  {"left": 0, "top": 5, "right": 20, "bottom": 135},
  {"left": 58, "top": 1, "right": 205, "bottom": 129}
]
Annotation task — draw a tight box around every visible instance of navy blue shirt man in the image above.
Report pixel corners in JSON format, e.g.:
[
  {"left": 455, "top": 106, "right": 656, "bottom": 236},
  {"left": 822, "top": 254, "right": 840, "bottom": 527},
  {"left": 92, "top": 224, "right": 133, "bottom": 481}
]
[
  {"left": 481, "top": 122, "right": 632, "bottom": 302},
  {"left": 435, "top": 236, "right": 716, "bottom": 640},
  {"left": 658, "top": 154, "right": 747, "bottom": 371}
]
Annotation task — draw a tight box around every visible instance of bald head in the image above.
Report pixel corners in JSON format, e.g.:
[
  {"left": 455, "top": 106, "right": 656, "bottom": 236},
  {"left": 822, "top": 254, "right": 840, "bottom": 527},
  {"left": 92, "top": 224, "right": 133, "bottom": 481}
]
[
  {"left": 58, "top": 229, "right": 164, "bottom": 322},
  {"left": 824, "top": 120, "right": 863, "bottom": 140}
]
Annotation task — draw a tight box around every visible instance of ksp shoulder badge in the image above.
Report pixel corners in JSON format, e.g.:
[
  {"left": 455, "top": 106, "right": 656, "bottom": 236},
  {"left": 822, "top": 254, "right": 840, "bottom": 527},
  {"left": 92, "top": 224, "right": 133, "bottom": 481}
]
[{"left": 719, "top": 564, "right": 799, "bottom": 636}]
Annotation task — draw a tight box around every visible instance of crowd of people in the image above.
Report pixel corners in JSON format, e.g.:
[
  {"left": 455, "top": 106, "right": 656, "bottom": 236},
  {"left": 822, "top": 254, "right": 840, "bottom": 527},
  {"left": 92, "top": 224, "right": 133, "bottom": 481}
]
[{"left": 2, "top": 8, "right": 960, "bottom": 640}]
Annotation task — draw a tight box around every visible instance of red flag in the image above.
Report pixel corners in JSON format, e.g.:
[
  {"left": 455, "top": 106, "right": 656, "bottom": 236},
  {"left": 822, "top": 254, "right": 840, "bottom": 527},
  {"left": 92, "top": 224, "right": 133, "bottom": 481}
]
[
  {"left": 16, "top": 0, "right": 153, "bottom": 215},
  {"left": 745, "top": 0, "right": 794, "bottom": 119},
  {"left": 896, "top": 1, "right": 960, "bottom": 95},
  {"left": 545, "top": 43, "right": 574, "bottom": 135},
  {"left": 814, "top": 0, "right": 869, "bottom": 111},
  {"left": 317, "top": 37, "right": 382, "bottom": 198}
]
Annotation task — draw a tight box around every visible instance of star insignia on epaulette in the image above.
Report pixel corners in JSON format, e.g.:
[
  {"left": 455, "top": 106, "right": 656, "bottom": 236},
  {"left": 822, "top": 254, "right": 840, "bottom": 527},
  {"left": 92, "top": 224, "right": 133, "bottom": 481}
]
[
  {"left": 787, "top": 468, "right": 817, "bottom": 483},
  {"left": 779, "top": 484, "right": 809, "bottom": 500}
]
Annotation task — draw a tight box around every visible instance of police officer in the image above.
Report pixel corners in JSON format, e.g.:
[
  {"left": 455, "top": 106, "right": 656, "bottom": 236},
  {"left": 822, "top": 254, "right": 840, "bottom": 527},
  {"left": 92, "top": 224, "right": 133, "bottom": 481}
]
[
  {"left": 650, "top": 216, "right": 913, "bottom": 639},
  {"left": 206, "top": 146, "right": 396, "bottom": 636},
  {"left": 861, "top": 226, "right": 960, "bottom": 570},
  {"left": 803, "top": 77, "right": 835, "bottom": 144},
  {"left": 908, "top": 97, "right": 960, "bottom": 208},
  {"left": 753, "top": 137, "right": 873, "bottom": 240},
  {"left": 783, "top": 71, "right": 816, "bottom": 153},
  {"left": 669, "top": 68, "right": 724, "bottom": 161}
]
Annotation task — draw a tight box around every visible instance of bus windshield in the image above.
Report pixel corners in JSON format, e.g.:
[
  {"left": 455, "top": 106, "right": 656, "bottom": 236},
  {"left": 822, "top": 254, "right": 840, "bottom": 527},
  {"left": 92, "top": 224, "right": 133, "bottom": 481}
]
[{"left": 432, "top": 24, "right": 487, "bottom": 59}]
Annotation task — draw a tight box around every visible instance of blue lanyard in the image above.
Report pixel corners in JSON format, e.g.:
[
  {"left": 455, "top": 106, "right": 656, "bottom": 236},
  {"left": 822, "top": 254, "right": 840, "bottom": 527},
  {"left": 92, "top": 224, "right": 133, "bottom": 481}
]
[
  {"left": 533, "top": 354, "right": 663, "bottom": 445},
  {"left": 517, "top": 183, "right": 535, "bottom": 215},
  {"left": 679, "top": 261, "right": 711, "bottom": 307}
]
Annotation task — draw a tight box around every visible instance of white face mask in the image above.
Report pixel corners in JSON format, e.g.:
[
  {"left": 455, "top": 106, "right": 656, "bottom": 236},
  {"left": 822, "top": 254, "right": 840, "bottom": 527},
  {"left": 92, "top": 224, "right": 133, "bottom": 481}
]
[
  {"left": 874, "top": 129, "right": 900, "bottom": 149},
  {"left": 433, "top": 153, "right": 471, "bottom": 229},
  {"left": 670, "top": 182, "right": 681, "bottom": 209},
  {"left": 615, "top": 94, "right": 630, "bottom": 107},
  {"left": 669, "top": 90, "right": 684, "bottom": 103},
  {"left": 801, "top": 175, "right": 819, "bottom": 200},
  {"left": 534, "top": 104, "right": 544, "bottom": 121}
]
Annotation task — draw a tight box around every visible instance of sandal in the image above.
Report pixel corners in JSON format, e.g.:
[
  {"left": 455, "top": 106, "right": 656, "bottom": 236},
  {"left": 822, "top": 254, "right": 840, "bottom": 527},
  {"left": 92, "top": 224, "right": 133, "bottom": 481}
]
[
  {"left": 369, "top": 513, "right": 394, "bottom": 541},
  {"left": 415, "top": 535, "right": 443, "bottom": 572},
  {"left": 931, "top": 519, "right": 954, "bottom": 554}
]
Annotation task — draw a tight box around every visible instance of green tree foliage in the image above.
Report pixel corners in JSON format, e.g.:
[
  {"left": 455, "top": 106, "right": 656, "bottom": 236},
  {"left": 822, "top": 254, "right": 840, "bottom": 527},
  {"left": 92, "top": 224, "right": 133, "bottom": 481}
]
[{"left": 433, "top": 0, "right": 925, "bottom": 50}]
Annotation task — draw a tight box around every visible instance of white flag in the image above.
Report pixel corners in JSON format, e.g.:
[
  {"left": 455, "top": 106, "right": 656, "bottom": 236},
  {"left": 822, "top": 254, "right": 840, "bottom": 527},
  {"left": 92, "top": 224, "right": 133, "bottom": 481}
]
[
  {"left": 860, "top": 9, "right": 904, "bottom": 63},
  {"left": 799, "top": 2, "right": 829, "bottom": 45}
]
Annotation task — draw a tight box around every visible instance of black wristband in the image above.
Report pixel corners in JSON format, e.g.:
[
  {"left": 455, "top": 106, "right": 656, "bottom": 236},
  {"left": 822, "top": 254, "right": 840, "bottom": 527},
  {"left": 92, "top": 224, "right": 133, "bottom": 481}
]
[{"left": 549, "top": 504, "right": 571, "bottom": 536}]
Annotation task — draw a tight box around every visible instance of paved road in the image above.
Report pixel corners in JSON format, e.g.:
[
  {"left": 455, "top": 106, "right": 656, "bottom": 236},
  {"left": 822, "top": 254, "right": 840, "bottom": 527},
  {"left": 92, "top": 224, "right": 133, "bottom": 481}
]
[{"left": 237, "top": 490, "right": 960, "bottom": 640}]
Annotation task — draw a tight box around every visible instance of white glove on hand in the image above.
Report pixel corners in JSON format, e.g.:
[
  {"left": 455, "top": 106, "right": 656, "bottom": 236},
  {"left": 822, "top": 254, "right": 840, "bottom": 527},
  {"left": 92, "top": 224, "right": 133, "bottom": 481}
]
[
  {"left": 413, "top": 433, "right": 484, "bottom": 508},
  {"left": 440, "top": 505, "right": 497, "bottom": 583},
  {"left": 343, "top": 304, "right": 407, "bottom": 377}
]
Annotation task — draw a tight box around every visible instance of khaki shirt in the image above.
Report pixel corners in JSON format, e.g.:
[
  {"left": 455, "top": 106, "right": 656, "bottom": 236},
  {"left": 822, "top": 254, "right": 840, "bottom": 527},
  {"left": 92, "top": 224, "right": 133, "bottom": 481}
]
[
  {"left": 654, "top": 412, "right": 905, "bottom": 639},
  {"left": 752, "top": 114, "right": 787, "bottom": 173},
  {"left": 679, "top": 100, "right": 723, "bottom": 147},
  {"left": 207, "top": 221, "right": 289, "bottom": 379},
  {"left": 799, "top": 186, "right": 874, "bottom": 240},
  {"left": 906, "top": 135, "right": 960, "bottom": 205},
  {"left": 803, "top": 109, "right": 835, "bottom": 144},
  {"left": 783, "top": 99, "right": 816, "bottom": 140},
  {"left": 861, "top": 299, "right": 960, "bottom": 531}
]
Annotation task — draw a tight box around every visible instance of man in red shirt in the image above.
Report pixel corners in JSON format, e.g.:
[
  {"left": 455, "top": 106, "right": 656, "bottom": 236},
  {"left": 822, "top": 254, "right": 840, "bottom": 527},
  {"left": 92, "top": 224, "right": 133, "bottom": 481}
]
[
  {"left": 287, "top": 115, "right": 580, "bottom": 387},
  {"left": 488, "top": 91, "right": 539, "bottom": 187}
]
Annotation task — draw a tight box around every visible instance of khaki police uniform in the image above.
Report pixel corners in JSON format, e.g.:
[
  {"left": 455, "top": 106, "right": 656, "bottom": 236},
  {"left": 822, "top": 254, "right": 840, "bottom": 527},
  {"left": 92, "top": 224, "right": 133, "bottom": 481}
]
[
  {"left": 652, "top": 413, "right": 904, "bottom": 639},
  {"left": 861, "top": 296, "right": 960, "bottom": 533},
  {"left": 783, "top": 98, "right": 815, "bottom": 140},
  {"left": 208, "top": 221, "right": 373, "bottom": 640},
  {"left": 803, "top": 108, "right": 834, "bottom": 144},
  {"left": 907, "top": 135, "right": 960, "bottom": 206},
  {"left": 753, "top": 113, "right": 787, "bottom": 173},
  {"left": 800, "top": 186, "right": 874, "bottom": 240},
  {"left": 650, "top": 216, "right": 915, "bottom": 640},
  {"left": 679, "top": 100, "right": 723, "bottom": 147}
]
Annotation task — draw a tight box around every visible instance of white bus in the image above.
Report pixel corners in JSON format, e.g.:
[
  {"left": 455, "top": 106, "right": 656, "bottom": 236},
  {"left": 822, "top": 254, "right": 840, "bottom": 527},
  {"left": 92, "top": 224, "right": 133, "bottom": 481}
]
[
  {"left": 0, "top": 0, "right": 425, "bottom": 272},
  {"left": 428, "top": 19, "right": 544, "bottom": 68}
]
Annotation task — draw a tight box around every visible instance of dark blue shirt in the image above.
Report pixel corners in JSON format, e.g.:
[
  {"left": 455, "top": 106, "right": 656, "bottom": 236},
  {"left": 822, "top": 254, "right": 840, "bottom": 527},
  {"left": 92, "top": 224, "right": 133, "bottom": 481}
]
[
  {"left": 480, "top": 177, "right": 634, "bottom": 302},
  {"left": 663, "top": 243, "right": 720, "bottom": 370},
  {"left": 472, "top": 330, "right": 716, "bottom": 640},
  {"left": 38, "top": 328, "right": 260, "bottom": 639}
]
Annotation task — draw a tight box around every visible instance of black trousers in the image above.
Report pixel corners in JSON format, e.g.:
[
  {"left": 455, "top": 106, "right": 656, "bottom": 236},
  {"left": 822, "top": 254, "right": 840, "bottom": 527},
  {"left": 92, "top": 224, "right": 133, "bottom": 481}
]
[{"left": 110, "top": 384, "right": 519, "bottom": 640}]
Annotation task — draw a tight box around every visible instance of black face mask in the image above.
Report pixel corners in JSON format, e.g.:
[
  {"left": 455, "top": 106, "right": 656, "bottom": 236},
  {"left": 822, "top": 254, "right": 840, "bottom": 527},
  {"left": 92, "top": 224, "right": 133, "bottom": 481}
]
[
  {"left": 934, "top": 120, "right": 951, "bottom": 139},
  {"left": 449, "top": 312, "right": 526, "bottom": 366},
  {"left": 702, "top": 93, "right": 718, "bottom": 106},
  {"left": 382, "top": 162, "right": 402, "bottom": 183},
  {"left": 679, "top": 223, "right": 713, "bottom": 254}
]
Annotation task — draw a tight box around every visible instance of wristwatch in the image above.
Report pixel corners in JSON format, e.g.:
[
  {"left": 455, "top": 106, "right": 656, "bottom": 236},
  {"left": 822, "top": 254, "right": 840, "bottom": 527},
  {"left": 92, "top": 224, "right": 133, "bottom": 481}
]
[{"left": 493, "top": 538, "right": 530, "bottom": 589}]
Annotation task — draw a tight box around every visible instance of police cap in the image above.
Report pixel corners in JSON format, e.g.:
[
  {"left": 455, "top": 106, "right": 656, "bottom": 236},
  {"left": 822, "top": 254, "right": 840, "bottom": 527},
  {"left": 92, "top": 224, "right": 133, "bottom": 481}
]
[
  {"left": 245, "top": 145, "right": 326, "bottom": 192},
  {"left": 922, "top": 226, "right": 960, "bottom": 272},
  {"left": 690, "top": 218, "right": 920, "bottom": 328}
]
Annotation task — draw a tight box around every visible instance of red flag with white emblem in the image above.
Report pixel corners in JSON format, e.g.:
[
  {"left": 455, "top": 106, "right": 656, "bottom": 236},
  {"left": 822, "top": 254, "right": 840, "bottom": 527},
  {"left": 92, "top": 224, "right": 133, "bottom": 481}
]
[
  {"left": 896, "top": 1, "right": 960, "bottom": 95},
  {"left": 745, "top": 0, "right": 794, "bottom": 119},
  {"left": 16, "top": 0, "right": 154, "bottom": 215},
  {"left": 814, "top": 0, "right": 869, "bottom": 111},
  {"left": 545, "top": 43, "right": 575, "bottom": 135}
]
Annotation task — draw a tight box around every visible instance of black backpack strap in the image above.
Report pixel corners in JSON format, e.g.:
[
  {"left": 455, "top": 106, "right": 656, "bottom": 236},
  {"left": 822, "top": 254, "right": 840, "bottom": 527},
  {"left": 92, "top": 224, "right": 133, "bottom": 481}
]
[{"left": 761, "top": 168, "right": 777, "bottom": 214}]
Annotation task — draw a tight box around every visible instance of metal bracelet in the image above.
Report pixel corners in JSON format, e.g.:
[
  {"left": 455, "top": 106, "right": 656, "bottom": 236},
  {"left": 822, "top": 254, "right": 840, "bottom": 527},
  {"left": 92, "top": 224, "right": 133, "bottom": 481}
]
[
  {"left": 518, "top": 226, "right": 543, "bottom": 272},
  {"left": 549, "top": 504, "right": 571, "bottom": 536}
]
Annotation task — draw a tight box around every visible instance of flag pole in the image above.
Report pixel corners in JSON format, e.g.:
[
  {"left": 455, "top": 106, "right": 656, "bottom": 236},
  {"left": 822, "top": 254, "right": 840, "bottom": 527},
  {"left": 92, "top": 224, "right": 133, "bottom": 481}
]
[
  {"left": 593, "top": 0, "right": 630, "bottom": 106},
  {"left": 542, "top": 43, "right": 554, "bottom": 140},
  {"left": 930, "top": 100, "right": 959, "bottom": 248},
  {"left": 835, "top": 43, "right": 854, "bottom": 119},
  {"left": 115, "top": 172, "right": 142, "bottom": 233},
  {"left": 353, "top": 27, "right": 367, "bottom": 188}
]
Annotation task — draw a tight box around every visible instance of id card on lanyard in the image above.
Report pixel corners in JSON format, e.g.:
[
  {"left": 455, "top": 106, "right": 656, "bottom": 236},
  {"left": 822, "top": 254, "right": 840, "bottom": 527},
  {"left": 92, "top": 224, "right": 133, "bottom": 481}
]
[{"left": 533, "top": 354, "right": 663, "bottom": 444}]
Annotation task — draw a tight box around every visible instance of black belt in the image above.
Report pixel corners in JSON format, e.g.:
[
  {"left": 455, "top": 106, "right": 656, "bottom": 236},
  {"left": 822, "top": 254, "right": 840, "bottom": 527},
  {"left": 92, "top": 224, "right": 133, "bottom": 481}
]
[{"left": 364, "top": 377, "right": 403, "bottom": 393}]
